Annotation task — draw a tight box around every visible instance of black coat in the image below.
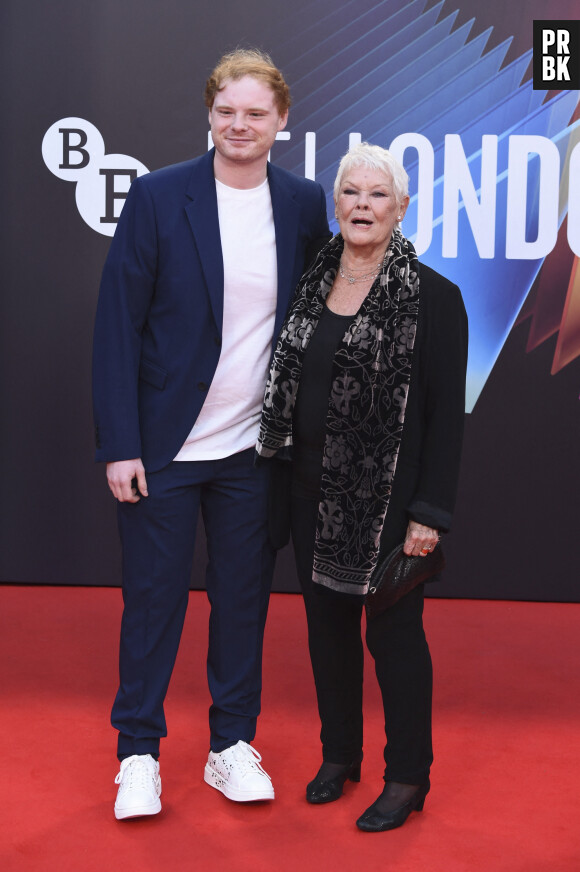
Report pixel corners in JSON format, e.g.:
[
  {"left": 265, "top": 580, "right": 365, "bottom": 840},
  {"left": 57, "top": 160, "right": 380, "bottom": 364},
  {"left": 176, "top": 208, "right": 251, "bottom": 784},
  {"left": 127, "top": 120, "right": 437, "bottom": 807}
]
[
  {"left": 267, "top": 262, "right": 468, "bottom": 553},
  {"left": 379, "top": 262, "right": 468, "bottom": 555}
]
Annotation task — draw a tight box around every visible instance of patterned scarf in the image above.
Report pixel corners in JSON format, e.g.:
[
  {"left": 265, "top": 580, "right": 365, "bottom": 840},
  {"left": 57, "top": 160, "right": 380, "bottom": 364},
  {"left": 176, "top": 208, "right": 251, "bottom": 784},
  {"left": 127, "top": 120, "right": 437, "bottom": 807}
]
[{"left": 257, "top": 229, "right": 420, "bottom": 597}]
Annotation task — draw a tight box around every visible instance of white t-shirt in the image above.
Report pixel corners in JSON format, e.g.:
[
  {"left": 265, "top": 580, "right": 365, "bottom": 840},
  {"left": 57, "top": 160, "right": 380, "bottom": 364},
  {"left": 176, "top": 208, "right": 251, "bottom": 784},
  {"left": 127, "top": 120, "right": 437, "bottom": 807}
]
[{"left": 174, "top": 177, "right": 277, "bottom": 461}]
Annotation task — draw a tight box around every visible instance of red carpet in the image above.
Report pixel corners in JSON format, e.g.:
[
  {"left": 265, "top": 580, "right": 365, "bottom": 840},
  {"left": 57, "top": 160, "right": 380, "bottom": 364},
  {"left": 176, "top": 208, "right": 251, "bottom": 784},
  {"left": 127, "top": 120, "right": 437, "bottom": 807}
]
[{"left": 1, "top": 586, "right": 579, "bottom": 871}]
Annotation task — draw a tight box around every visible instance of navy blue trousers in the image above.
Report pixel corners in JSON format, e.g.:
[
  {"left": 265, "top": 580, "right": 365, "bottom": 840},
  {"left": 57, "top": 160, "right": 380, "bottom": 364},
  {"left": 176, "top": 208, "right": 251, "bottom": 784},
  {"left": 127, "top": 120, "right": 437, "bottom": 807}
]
[{"left": 112, "top": 448, "right": 275, "bottom": 759}]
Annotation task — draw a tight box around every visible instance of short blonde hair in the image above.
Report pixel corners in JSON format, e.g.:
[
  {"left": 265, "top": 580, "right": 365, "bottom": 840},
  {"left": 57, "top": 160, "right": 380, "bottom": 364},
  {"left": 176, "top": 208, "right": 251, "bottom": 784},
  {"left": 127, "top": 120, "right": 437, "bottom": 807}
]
[
  {"left": 204, "top": 48, "right": 291, "bottom": 114},
  {"left": 334, "top": 142, "right": 409, "bottom": 206}
]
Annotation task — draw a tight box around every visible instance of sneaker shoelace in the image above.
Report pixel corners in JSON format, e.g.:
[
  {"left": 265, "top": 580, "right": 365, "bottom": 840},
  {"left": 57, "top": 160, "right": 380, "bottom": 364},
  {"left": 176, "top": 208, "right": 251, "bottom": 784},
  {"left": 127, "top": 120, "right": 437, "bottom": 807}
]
[
  {"left": 115, "top": 756, "right": 157, "bottom": 790},
  {"left": 231, "top": 742, "right": 272, "bottom": 782}
]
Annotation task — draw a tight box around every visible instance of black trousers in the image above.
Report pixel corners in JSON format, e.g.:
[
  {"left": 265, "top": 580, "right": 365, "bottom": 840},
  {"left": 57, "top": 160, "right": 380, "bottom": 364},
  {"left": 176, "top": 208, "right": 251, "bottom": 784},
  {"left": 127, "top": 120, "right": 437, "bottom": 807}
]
[{"left": 291, "top": 495, "right": 433, "bottom": 784}]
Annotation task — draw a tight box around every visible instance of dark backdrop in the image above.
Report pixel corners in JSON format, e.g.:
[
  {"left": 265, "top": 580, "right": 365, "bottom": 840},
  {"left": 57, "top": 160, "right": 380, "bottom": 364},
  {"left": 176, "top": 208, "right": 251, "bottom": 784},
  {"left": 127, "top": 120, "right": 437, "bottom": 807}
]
[{"left": 1, "top": 0, "right": 578, "bottom": 600}]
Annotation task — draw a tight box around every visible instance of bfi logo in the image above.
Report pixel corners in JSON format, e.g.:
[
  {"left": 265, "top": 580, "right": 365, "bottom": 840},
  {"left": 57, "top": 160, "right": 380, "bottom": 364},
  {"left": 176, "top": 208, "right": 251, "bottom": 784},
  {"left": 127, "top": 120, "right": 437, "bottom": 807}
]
[
  {"left": 533, "top": 20, "right": 580, "bottom": 88},
  {"left": 42, "top": 118, "right": 149, "bottom": 236}
]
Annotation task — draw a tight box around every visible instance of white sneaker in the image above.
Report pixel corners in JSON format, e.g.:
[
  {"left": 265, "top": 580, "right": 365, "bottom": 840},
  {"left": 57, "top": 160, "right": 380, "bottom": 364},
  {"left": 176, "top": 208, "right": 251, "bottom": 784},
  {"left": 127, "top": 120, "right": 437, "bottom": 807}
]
[
  {"left": 204, "top": 741, "right": 275, "bottom": 802},
  {"left": 114, "top": 754, "right": 162, "bottom": 820}
]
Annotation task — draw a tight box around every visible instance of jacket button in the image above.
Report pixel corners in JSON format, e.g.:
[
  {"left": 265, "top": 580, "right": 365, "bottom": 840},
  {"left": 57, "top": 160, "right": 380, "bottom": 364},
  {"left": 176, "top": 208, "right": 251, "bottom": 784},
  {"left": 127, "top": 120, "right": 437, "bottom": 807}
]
[
  {"left": 198, "top": 381, "right": 208, "bottom": 391},
  {"left": 214, "top": 336, "right": 221, "bottom": 347}
]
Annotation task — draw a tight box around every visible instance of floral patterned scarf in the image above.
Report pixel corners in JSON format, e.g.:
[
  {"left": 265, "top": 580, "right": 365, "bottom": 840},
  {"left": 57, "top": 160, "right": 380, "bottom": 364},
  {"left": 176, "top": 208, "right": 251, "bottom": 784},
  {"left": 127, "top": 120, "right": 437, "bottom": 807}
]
[{"left": 256, "top": 230, "right": 420, "bottom": 597}]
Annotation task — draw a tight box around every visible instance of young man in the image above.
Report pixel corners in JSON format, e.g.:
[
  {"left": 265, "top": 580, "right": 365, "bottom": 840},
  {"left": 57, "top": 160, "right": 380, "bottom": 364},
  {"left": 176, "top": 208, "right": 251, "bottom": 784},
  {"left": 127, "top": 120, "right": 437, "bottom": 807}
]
[{"left": 93, "top": 49, "right": 330, "bottom": 819}]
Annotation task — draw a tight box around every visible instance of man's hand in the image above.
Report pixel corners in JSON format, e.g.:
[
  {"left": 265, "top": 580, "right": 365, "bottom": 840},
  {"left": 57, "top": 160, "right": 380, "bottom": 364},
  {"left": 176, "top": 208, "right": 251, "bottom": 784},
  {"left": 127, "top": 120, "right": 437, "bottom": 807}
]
[
  {"left": 106, "top": 459, "right": 148, "bottom": 503},
  {"left": 403, "top": 520, "right": 439, "bottom": 557}
]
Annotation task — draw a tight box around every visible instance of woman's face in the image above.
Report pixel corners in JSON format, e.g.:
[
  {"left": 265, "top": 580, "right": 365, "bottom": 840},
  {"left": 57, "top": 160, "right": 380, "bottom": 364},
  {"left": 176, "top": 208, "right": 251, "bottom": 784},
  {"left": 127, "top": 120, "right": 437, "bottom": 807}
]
[{"left": 335, "top": 165, "right": 409, "bottom": 252}]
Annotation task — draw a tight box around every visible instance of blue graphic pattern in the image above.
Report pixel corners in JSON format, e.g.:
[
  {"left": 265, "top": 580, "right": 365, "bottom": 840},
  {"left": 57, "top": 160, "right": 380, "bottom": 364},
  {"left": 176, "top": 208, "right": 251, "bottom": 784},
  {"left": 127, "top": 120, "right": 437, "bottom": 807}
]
[{"left": 274, "top": 0, "right": 580, "bottom": 410}]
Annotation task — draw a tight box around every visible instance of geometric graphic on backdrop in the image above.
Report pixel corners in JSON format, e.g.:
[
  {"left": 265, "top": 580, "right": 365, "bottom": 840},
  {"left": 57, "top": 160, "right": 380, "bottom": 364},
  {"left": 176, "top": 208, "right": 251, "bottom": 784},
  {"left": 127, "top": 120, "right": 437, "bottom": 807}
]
[
  {"left": 42, "top": 117, "right": 149, "bottom": 236},
  {"left": 274, "top": 0, "right": 580, "bottom": 409},
  {"left": 518, "top": 121, "right": 580, "bottom": 381}
]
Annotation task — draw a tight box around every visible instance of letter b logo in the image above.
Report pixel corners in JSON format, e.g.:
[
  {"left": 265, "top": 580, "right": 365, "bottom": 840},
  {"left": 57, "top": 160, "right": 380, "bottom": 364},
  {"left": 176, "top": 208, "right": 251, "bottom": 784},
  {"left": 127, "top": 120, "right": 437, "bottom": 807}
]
[{"left": 42, "top": 117, "right": 149, "bottom": 236}]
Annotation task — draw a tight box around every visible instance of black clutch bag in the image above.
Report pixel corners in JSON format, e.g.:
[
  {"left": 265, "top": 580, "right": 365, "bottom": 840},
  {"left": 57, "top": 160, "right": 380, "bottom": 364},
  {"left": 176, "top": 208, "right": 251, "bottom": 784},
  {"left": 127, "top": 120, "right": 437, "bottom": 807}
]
[{"left": 364, "top": 543, "right": 445, "bottom": 620}]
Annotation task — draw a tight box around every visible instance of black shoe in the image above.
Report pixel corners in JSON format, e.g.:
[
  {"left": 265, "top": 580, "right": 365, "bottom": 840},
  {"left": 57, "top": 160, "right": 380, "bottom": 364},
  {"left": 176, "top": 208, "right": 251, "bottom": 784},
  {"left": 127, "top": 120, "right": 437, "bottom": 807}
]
[
  {"left": 356, "top": 780, "right": 430, "bottom": 831},
  {"left": 306, "top": 758, "right": 362, "bottom": 804}
]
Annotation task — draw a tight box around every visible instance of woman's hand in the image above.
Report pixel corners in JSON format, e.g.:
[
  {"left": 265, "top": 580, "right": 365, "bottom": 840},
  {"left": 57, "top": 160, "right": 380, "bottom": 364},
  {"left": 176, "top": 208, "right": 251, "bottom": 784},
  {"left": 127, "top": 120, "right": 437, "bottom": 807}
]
[{"left": 403, "top": 520, "right": 439, "bottom": 557}]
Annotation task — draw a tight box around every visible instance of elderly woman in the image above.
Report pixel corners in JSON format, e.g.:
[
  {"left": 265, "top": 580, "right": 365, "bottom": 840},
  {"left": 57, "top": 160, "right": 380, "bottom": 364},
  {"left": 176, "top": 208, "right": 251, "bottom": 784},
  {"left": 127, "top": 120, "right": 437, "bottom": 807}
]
[{"left": 257, "top": 143, "right": 467, "bottom": 831}]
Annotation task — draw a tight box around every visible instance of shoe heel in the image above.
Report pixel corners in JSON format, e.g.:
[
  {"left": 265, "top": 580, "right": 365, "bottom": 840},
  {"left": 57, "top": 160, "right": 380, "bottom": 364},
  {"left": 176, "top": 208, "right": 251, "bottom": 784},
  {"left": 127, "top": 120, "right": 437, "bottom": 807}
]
[
  {"left": 415, "top": 780, "right": 430, "bottom": 811},
  {"left": 348, "top": 763, "right": 361, "bottom": 783}
]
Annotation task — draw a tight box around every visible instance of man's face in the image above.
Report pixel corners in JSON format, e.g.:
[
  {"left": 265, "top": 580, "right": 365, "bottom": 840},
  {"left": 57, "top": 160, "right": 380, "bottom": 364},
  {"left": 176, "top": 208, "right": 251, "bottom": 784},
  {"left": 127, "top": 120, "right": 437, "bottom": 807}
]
[{"left": 209, "top": 75, "right": 288, "bottom": 168}]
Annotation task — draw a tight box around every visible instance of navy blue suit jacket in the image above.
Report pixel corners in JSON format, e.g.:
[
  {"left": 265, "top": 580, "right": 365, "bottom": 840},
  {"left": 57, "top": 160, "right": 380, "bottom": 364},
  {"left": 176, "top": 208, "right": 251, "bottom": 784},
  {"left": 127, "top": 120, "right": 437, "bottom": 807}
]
[{"left": 92, "top": 149, "right": 331, "bottom": 471}]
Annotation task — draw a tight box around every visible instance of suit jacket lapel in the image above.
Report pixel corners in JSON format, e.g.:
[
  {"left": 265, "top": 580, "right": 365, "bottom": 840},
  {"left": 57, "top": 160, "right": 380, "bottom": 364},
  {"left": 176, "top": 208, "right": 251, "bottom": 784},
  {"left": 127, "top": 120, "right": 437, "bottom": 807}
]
[
  {"left": 184, "top": 154, "right": 301, "bottom": 342},
  {"left": 268, "top": 163, "right": 300, "bottom": 342},
  {"left": 184, "top": 149, "right": 224, "bottom": 334}
]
